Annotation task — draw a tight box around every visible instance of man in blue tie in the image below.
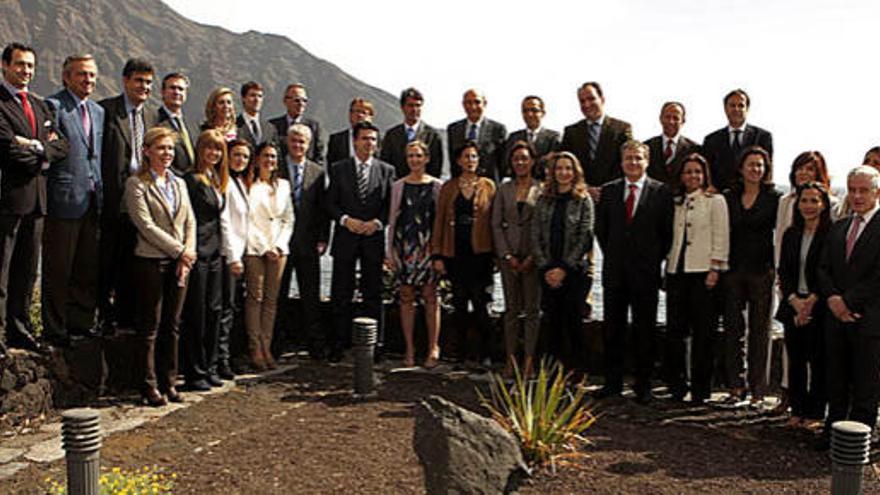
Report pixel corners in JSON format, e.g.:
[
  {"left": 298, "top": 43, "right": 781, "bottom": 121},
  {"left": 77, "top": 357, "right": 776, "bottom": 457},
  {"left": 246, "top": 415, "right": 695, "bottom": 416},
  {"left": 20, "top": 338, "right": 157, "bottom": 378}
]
[
  {"left": 446, "top": 89, "right": 507, "bottom": 181},
  {"left": 380, "top": 88, "right": 443, "bottom": 179}
]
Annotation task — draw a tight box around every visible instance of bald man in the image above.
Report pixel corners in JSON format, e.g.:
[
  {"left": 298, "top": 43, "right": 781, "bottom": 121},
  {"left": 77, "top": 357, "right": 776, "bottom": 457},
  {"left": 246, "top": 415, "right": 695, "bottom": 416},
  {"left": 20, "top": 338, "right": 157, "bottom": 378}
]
[{"left": 446, "top": 89, "right": 507, "bottom": 182}]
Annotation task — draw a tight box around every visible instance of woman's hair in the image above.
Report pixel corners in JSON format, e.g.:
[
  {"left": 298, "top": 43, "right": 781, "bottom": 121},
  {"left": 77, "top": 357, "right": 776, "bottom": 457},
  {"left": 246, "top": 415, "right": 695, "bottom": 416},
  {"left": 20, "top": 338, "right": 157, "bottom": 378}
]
[
  {"left": 406, "top": 139, "right": 430, "bottom": 159},
  {"left": 788, "top": 151, "right": 830, "bottom": 189},
  {"left": 734, "top": 145, "right": 773, "bottom": 188},
  {"left": 195, "top": 129, "right": 230, "bottom": 193},
  {"left": 671, "top": 152, "right": 713, "bottom": 201},
  {"left": 542, "top": 151, "right": 588, "bottom": 200},
  {"left": 250, "top": 141, "right": 281, "bottom": 188},
  {"left": 137, "top": 126, "right": 177, "bottom": 178},
  {"left": 506, "top": 140, "right": 536, "bottom": 175},
  {"left": 791, "top": 181, "right": 832, "bottom": 234},
  {"left": 203, "top": 87, "right": 236, "bottom": 133}
]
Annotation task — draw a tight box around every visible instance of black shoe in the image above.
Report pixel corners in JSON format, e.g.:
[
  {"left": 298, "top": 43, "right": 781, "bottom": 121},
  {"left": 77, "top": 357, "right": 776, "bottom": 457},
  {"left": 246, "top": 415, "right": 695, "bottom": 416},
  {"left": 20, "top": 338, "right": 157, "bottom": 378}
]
[
  {"left": 217, "top": 364, "right": 235, "bottom": 380},
  {"left": 185, "top": 380, "right": 212, "bottom": 392},
  {"left": 668, "top": 384, "right": 688, "bottom": 402},
  {"left": 206, "top": 375, "right": 224, "bottom": 387},
  {"left": 592, "top": 387, "right": 622, "bottom": 400},
  {"left": 164, "top": 387, "right": 183, "bottom": 403}
]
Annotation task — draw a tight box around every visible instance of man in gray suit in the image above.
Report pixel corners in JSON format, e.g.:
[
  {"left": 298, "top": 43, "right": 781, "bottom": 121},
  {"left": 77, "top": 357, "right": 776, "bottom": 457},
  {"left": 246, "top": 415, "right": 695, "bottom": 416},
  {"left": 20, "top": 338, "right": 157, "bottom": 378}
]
[
  {"left": 446, "top": 89, "right": 507, "bottom": 181},
  {"left": 644, "top": 102, "right": 698, "bottom": 184},
  {"left": 505, "top": 95, "right": 560, "bottom": 180},
  {"left": 235, "top": 81, "right": 275, "bottom": 148},
  {"left": 381, "top": 87, "right": 443, "bottom": 179},
  {"left": 43, "top": 54, "right": 104, "bottom": 346},
  {"left": 269, "top": 83, "right": 324, "bottom": 164},
  {"left": 156, "top": 72, "right": 195, "bottom": 176}
]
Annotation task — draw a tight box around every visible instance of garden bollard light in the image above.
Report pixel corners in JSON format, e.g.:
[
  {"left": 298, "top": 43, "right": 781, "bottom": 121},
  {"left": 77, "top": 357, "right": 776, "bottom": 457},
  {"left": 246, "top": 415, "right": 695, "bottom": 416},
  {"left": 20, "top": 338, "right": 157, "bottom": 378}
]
[
  {"left": 830, "top": 420, "right": 872, "bottom": 495},
  {"left": 61, "top": 408, "right": 102, "bottom": 495},
  {"left": 352, "top": 317, "right": 378, "bottom": 399}
]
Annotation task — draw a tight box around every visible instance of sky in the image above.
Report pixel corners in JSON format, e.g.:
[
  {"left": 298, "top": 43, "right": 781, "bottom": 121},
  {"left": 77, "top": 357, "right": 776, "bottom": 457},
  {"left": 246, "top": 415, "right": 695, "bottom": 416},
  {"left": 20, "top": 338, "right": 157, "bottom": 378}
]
[{"left": 164, "top": 0, "right": 878, "bottom": 187}]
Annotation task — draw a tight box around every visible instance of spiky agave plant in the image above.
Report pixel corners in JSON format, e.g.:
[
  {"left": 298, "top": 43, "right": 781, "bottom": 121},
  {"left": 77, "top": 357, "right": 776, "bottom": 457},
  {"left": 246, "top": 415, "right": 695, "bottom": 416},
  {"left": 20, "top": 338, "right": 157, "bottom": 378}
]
[{"left": 479, "top": 358, "right": 596, "bottom": 470}]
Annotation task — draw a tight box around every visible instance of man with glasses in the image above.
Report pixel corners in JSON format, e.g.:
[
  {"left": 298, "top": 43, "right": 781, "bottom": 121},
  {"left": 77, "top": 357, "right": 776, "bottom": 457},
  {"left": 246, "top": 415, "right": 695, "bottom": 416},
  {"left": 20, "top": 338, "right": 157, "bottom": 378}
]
[
  {"left": 505, "top": 95, "right": 560, "bottom": 180},
  {"left": 269, "top": 83, "right": 324, "bottom": 164}
]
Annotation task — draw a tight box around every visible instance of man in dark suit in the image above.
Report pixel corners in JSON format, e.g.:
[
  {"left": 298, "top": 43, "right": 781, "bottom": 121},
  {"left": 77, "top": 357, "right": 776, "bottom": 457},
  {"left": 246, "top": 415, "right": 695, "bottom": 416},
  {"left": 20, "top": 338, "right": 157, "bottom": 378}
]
[
  {"left": 701, "top": 89, "right": 773, "bottom": 192},
  {"left": 594, "top": 140, "right": 673, "bottom": 403},
  {"left": 446, "top": 89, "right": 507, "bottom": 181},
  {"left": 0, "top": 43, "right": 68, "bottom": 354},
  {"left": 276, "top": 123, "right": 330, "bottom": 358},
  {"left": 505, "top": 95, "right": 560, "bottom": 180},
  {"left": 818, "top": 165, "right": 880, "bottom": 446},
  {"left": 43, "top": 54, "right": 103, "bottom": 347},
  {"left": 268, "top": 83, "right": 323, "bottom": 164},
  {"left": 98, "top": 58, "right": 157, "bottom": 332},
  {"left": 325, "top": 121, "right": 395, "bottom": 362},
  {"left": 561, "top": 82, "right": 632, "bottom": 197},
  {"left": 235, "top": 81, "right": 275, "bottom": 148},
  {"left": 326, "top": 97, "right": 376, "bottom": 166},
  {"left": 381, "top": 87, "right": 443, "bottom": 179},
  {"left": 644, "top": 101, "right": 698, "bottom": 184},
  {"left": 156, "top": 72, "right": 195, "bottom": 176}
]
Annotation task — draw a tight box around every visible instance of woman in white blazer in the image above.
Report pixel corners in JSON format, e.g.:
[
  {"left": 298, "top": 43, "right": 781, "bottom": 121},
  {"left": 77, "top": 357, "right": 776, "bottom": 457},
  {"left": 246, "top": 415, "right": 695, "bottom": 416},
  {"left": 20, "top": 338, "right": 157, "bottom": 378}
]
[
  {"left": 218, "top": 139, "right": 252, "bottom": 375},
  {"left": 243, "top": 142, "right": 294, "bottom": 369},
  {"left": 664, "top": 152, "right": 729, "bottom": 404}
]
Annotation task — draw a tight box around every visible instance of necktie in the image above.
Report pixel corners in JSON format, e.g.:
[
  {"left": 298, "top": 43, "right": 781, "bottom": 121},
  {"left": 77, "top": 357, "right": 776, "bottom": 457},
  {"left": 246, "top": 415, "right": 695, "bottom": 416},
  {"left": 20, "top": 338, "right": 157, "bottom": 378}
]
[
  {"left": 357, "top": 162, "right": 369, "bottom": 202},
  {"left": 664, "top": 139, "right": 674, "bottom": 162},
  {"left": 527, "top": 129, "right": 535, "bottom": 145},
  {"left": 80, "top": 102, "right": 92, "bottom": 153},
  {"left": 846, "top": 215, "right": 863, "bottom": 261},
  {"left": 131, "top": 107, "right": 144, "bottom": 168},
  {"left": 250, "top": 119, "right": 261, "bottom": 143},
  {"left": 292, "top": 164, "right": 303, "bottom": 206},
  {"left": 467, "top": 123, "right": 477, "bottom": 141},
  {"left": 731, "top": 129, "right": 742, "bottom": 151},
  {"left": 406, "top": 126, "right": 416, "bottom": 142},
  {"left": 588, "top": 121, "right": 600, "bottom": 161},
  {"left": 18, "top": 91, "right": 37, "bottom": 137},
  {"left": 174, "top": 116, "right": 195, "bottom": 164},
  {"left": 625, "top": 184, "right": 637, "bottom": 224}
]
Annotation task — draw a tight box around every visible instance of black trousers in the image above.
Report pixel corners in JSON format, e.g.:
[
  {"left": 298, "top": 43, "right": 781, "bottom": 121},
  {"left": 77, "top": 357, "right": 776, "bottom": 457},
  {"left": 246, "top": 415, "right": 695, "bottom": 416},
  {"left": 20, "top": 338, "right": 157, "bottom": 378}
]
[
  {"left": 541, "top": 266, "right": 587, "bottom": 370},
  {"left": 218, "top": 259, "right": 246, "bottom": 367},
  {"left": 722, "top": 269, "right": 774, "bottom": 397},
  {"left": 602, "top": 279, "right": 660, "bottom": 394},
  {"left": 0, "top": 213, "right": 42, "bottom": 347},
  {"left": 133, "top": 257, "right": 187, "bottom": 393},
  {"left": 41, "top": 201, "right": 99, "bottom": 339},
  {"left": 182, "top": 254, "right": 222, "bottom": 382},
  {"left": 447, "top": 253, "right": 494, "bottom": 361},
  {"left": 665, "top": 271, "right": 717, "bottom": 401},
  {"left": 98, "top": 214, "right": 137, "bottom": 329},
  {"left": 278, "top": 253, "right": 323, "bottom": 353},
  {"left": 330, "top": 236, "right": 385, "bottom": 352},
  {"left": 824, "top": 321, "right": 880, "bottom": 433},
  {"left": 783, "top": 307, "right": 826, "bottom": 419}
]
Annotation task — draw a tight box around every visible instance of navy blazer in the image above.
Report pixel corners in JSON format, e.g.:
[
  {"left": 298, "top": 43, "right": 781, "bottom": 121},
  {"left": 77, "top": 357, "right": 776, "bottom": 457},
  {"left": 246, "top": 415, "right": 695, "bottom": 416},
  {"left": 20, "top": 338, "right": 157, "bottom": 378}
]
[
  {"left": 325, "top": 156, "right": 394, "bottom": 257},
  {"left": 776, "top": 225, "right": 828, "bottom": 324},
  {"left": 46, "top": 89, "right": 103, "bottom": 219},
  {"left": 701, "top": 124, "right": 773, "bottom": 192}
]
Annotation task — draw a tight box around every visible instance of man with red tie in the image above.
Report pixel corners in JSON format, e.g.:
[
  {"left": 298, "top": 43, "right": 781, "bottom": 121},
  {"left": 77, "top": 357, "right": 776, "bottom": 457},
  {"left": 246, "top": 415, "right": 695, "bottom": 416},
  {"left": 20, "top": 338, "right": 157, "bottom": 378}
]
[
  {"left": 0, "top": 42, "right": 68, "bottom": 356},
  {"left": 594, "top": 140, "right": 672, "bottom": 404},
  {"left": 644, "top": 102, "right": 698, "bottom": 184}
]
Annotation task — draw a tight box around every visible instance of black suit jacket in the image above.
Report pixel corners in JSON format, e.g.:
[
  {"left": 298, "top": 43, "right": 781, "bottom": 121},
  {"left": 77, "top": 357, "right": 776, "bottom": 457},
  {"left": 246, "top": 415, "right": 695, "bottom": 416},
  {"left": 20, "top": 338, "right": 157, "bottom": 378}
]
[
  {"left": 701, "top": 124, "right": 773, "bottom": 191},
  {"left": 99, "top": 94, "right": 157, "bottom": 221},
  {"left": 325, "top": 157, "right": 395, "bottom": 257},
  {"left": 235, "top": 113, "right": 276, "bottom": 148},
  {"left": 0, "top": 86, "right": 68, "bottom": 215},
  {"left": 278, "top": 158, "right": 330, "bottom": 258},
  {"left": 776, "top": 226, "right": 828, "bottom": 323},
  {"left": 595, "top": 177, "right": 673, "bottom": 289},
  {"left": 505, "top": 127, "right": 561, "bottom": 180},
  {"left": 381, "top": 122, "right": 443, "bottom": 179},
  {"left": 183, "top": 172, "right": 225, "bottom": 259},
  {"left": 268, "top": 114, "right": 323, "bottom": 165},
  {"left": 326, "top": 129, "right": 352, "bottom": 167},
  {"left": 818, "top": 214, "right": 880, "bottom": 336},
  {"left": 446, "top": 118, "right": 507, "bottom": 181},
  {"left": 644, "top": 134, "right": 698, "bottom": 184},
  {"left": 156, "top": 107, "right": 195, "bottom": 177},
  {"left": 561, "top": 116, "right": 632, "bottom": 187}
]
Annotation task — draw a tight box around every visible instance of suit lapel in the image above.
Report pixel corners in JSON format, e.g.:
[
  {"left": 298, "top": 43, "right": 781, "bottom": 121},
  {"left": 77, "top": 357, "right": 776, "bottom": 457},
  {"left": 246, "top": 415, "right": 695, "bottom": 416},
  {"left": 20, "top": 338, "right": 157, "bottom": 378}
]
[
  {"left": 148, "top": 180, "right": 176, "bottom": 229},
  {"left": 849, "top": 213, "right": 880, "bottom": 263},
  {"left": 0, "top": 86, "right": 33, "bottom": 137}
]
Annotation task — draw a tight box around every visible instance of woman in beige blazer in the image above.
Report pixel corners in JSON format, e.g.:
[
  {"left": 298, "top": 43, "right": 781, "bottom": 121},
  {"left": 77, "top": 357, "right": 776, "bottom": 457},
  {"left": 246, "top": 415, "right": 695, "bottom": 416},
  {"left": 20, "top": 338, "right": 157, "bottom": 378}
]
[
  {"left": 664, "top": 152, "right": 728, "bottom": 404},
  {"left": 124, "top": 127, "right": 196, "bottom": 407},
  {"left": 492, "top": 141, "right": 541, "bottom": 378}
]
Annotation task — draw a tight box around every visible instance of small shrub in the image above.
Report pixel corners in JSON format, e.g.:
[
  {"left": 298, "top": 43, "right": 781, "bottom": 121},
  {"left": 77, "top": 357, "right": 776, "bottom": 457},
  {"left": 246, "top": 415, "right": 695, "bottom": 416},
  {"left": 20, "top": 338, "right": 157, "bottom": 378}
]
[
  {"left": 479, "top": 358, "right": 596, "bottom": 470},
  {"left": 44, "top": 465, "right": 177, "bottom": 494}
]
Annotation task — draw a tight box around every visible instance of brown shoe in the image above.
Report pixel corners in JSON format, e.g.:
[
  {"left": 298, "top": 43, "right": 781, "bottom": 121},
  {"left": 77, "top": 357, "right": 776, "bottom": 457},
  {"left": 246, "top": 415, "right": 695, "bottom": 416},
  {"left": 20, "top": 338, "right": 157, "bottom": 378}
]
[{"left": 142, "top": 388, "right": 167, "bottom": 407}]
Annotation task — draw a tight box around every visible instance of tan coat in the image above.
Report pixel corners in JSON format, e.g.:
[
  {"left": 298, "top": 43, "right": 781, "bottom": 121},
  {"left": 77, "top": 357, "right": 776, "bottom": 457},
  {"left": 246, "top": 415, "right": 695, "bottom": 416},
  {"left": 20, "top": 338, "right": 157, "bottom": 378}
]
[
  {"left": 124, "top": 172, "right": 196, "bottom": 260},
  {"left": 431, "top": 177, "right": 495, "bottom": 258},
  {"left": 665, "top": 190, "right": 729, "bottom": 273}
]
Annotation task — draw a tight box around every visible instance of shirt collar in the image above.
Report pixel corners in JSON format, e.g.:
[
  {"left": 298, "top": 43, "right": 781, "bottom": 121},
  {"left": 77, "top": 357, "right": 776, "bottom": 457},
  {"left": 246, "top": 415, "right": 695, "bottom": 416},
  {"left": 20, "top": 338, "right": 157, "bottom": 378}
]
[
  {"left": 727, "top": 124, "right": 747, "bottom": 134},
  {"left": 857, "top": 203, "right": 880, "bottom": 225},
  {"left": 161, "top": 104, "right": 182, "bottom": 119},
  {"left": 466, "top": 117, "right": 484, "bottom": 128},
  {"left": 587, "top": 114, "right": 605, "bottom": 127},
  {"left": 405, "top": 120, "right": 421, "bottom": 132},
  {"left": 3, "top": 80, "right": 26, "bottom": 98},
  {"left": 663, "top": 134, "right": 680, "bottom": 146},
  {"left": 626, "top": 174, "right": 647, "bottom": 189},
  {"left": 65, "top": 88, "right": 87, "bottom": 107},
  {"left": 149, "top": 168, "right": 173, "bottom": 183},
  {"left": 356, "top": 156, "right": 373, "bottom": 167},
  {"left": 242, "top": 111, "right": 259, "bottom": 123},
  {"left": 123, "top": 94, "right": 143, "bottom": 114},
  {"left": 286, "top": 156, "right": 305, "bottom": 168}
]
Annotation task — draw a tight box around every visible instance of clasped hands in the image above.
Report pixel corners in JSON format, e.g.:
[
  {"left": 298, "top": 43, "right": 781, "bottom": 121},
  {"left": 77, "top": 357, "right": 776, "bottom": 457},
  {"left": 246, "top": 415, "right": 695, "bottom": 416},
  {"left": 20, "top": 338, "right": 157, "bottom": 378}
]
[
  {"left": 789, "top": 293, "right": 818, "bottom": 327},
  {"left": 343, "top": 217, "right": 380, "bottom": 236}
]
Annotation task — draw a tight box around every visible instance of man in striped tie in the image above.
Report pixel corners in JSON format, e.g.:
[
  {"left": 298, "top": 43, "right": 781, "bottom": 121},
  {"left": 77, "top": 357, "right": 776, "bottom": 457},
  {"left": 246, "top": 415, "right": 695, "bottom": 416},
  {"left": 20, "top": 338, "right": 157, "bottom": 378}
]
[{"left": 325, "top": 121, "right": 395, "bottom": 363}]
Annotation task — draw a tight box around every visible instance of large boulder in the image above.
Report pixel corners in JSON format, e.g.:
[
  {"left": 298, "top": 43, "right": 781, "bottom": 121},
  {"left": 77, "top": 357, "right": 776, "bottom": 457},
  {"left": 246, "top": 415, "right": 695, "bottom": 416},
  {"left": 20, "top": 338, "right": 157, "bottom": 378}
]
[{"left": 414, "top": 395, "right": 528, "bottom": 494}]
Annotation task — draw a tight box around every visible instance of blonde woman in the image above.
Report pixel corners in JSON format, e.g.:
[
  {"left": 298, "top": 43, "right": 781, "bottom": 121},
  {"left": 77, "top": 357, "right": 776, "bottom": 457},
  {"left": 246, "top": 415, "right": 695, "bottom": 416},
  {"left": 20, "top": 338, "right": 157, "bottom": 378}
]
[{"left": 202, "top": 87, "right": 238, "bottom": 141}]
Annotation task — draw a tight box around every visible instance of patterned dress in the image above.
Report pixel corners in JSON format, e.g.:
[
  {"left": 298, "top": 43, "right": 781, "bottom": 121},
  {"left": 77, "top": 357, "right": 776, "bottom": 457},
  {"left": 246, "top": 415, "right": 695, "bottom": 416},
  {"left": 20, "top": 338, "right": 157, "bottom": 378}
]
[{"left": 393, "top": 182, "right": 437, "bottom": 285}]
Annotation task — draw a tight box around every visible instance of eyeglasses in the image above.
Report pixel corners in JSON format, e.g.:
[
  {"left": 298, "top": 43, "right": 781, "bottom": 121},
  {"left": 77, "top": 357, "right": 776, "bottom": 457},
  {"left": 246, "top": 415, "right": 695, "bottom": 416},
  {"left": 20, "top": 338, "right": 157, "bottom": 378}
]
[{"left": 285, "top": 96, "right": 309, "bottom": 103}]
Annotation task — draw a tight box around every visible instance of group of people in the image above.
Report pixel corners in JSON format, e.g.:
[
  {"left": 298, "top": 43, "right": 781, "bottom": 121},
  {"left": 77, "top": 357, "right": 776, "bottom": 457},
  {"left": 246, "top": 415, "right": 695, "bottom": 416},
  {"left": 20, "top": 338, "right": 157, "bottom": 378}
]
[{"left": 1, "top": 42, "right": 878, "bottom": 449}]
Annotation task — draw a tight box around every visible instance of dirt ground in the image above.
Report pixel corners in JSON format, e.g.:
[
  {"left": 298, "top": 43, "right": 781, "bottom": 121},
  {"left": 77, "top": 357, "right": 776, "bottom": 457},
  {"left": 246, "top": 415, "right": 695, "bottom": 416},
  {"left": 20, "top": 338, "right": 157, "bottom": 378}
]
[{"left": 3, "top": 358, "right": 878, "bottom": 494}]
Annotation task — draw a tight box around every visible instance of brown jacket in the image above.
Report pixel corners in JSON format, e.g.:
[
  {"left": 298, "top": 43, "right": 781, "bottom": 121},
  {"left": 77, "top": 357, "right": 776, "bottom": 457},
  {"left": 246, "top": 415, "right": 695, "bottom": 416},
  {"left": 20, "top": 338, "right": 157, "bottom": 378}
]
[
  {"left": 124, "top": 172, "right": 196, "bottom": 260},
  {"left": 432, "top": 177, "right": 495, "bottom": 258}
]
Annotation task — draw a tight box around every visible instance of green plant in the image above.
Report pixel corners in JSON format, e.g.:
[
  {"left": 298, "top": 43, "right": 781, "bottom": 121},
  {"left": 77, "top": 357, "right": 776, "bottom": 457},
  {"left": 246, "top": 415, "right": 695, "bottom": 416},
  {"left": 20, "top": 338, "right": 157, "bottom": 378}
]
[
  {"left": 479, "top": 358, "right": 596, "bottom": 469},
  {"left": 44, "top": 465, "right": 177, "bottom": 494}
]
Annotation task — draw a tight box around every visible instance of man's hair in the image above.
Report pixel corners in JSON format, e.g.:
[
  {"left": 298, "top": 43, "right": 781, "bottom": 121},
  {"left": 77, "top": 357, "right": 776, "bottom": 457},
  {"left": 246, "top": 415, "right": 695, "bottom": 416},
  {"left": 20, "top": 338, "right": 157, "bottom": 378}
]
[
  {"left": 352, "top": 121, "right": 380, "bottom": 139},
  {"left": 122, "top": 58, "right": 154, "bottom": 78},
  {"left": 399, "top": 87, "right": 423, "bottom": 106},
  {"left": 162, "top": 72, "right": 189, "bottom": 90},
  {"left": 578, "top": 81, "right": 603, "bottom": 99},
  {"left": 287, "top": 122, "right": 313, "bottom": 142},
  {"left": 660, "top": 101, "right": 686, "bottom": 119},
  {"left": 848, "top": 165, "right": 880, "bottom": 191},
  {"left": 2, "top": 42, "right": 36, "bottom": 65},
  {"left": 620, "top": 139, "right": 649, "bottom": 157},
  {"left": 240, "top": 81, "right": 263, "bottom": 98},
  {"left": 284, "top": 83, "right": 306, "bottom": 94},
  {"left": 62, "top": 54, "right": 95, "bottom": 75},
  {"left": 521, "top": 95, "right": 545, "bottom": 111},
  {"left": 723, "top": 88, "right": 750, "bottom": 108},
  {"left": 349, "top": 97, "right": 374, "bottom": 115}
]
